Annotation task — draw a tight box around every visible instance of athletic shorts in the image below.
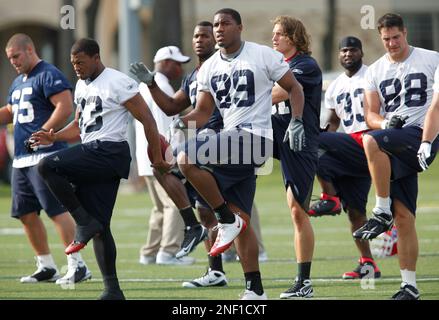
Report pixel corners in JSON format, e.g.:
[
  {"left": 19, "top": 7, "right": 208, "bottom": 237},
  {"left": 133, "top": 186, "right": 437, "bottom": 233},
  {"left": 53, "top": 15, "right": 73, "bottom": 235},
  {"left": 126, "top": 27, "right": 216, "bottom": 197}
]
[
  {"left": 272, "top": 116, "right": 318, "bottom": 210},
  {"left": 40, "top": 140, "right": 131, "bottom": 225},
  {"left": 317, "top": 132, "right": 371, "bottom": 214},
  {"left": 178, "top": 129, "right": 272, "bottom": 215},
  {"left": 11, "top": 165, "right": 66, "bottom": 219},
  {"left": 366, "top": 126, "right": 439, "bottom": 215}
]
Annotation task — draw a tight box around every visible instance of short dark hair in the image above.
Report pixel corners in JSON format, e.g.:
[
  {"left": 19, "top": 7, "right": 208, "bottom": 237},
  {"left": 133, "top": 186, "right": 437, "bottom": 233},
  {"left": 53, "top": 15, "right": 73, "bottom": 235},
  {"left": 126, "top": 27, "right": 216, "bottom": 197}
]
[
  {"left": 197, "top": 21, "right": 213, "bottom": 29},
  {"left": 71, "top": 38, "right": 100, "bottom": 57},
  {"left": 214, "top": 8, "right": 242, "bottom": 25},
  {"left": 377, "top": 13, "right": 405, "bottom": 32}
]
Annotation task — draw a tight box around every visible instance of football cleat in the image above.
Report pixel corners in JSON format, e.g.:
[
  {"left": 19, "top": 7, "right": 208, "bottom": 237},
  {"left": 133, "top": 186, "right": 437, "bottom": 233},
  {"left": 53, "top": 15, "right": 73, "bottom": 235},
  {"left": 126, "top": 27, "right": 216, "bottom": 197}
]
[
  {"left": 280, "top": 278, "right": 314, "bottom": 299},
  {"left": 353, "top": 208, "right": 394, "bottom": 240},
  {"left": 209, "top": 215, "right": 247, "bottom": 257},
  {"left": 182, "top": 268, "right": 228, "bottom": 288},
  {"left": 56, "top": 256, "right": 92, "bottom": 285},
  {"left": 308, "top": 193, "right": 341, "bottom": 217},
  {"left": 99, "top": 289, "right": 126, "bottom": 300},
  {"left": 176, "top": 224, "right": 208, "bottom": 259},
  {"left": 342, "top": 257, "right": 381, "bottom": 280},
  {"left": 391, "top": 283, "right": 420, "bottom": 300},
  {"left": 20, "top": 258, "right": 59, "bottom": 283},
  {"left": 65, "top": 241, "right": 86, "bottom": 255},
  {"left": 65, "top": 218, "right": 103, "bottom": 254},
  {"left": 156, "top": 251, "right": 195, "bottom": 265},
  {"left": 240, "top": 290, "right": 268, "bottom": 300}
]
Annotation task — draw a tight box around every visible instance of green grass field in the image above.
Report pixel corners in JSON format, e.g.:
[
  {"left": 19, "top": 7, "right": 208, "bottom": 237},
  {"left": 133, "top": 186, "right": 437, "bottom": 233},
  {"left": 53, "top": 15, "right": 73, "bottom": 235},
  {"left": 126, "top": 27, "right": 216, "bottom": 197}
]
[{"left": 0, "top": 161, "right": 438, "bottom": 300}]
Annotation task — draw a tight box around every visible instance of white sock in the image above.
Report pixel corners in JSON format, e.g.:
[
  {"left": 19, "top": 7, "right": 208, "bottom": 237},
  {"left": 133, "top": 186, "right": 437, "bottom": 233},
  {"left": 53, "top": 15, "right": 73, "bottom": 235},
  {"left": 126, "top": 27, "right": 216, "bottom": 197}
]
[
  {"left": 375, "top": 196, "right": 391, "bottom": 213},
  {"left": 401, "top": 269, "right": 417, "bottom": 288},
  {"left": 37, "top": 254, "right": 57, "bottom": 269},
  {"left": 68, "top": 252, "right": 85, "bottom": 267}
]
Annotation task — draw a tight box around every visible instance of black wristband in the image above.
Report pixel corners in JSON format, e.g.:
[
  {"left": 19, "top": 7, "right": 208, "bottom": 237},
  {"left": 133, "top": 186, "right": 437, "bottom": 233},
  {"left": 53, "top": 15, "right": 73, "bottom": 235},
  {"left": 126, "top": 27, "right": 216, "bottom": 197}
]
[
  {"left": 40, "top": 127, "right": 49, "bottom": 132},
  {"left": 421, "top": 140, "right": 432, "bottom": 144}
]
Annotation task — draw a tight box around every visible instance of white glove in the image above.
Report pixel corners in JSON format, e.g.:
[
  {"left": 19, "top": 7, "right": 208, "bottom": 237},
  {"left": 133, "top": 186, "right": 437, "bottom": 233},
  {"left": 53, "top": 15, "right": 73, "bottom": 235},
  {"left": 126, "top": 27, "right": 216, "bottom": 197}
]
[{"left": 417, "top": 141, "right": 432, "bottom": 171}]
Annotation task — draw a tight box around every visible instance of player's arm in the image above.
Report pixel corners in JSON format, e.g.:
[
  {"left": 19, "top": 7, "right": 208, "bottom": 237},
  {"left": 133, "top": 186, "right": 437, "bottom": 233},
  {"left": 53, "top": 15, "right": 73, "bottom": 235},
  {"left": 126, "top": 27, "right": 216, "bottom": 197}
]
[
  {"left": 422, "top": 92, "right": 439, "bottom": 143},
  {"left": 124, "top": 93, "right": 171, "bottom": 173},
  {"left": 148, "top": 86, "right": 192, "bottom": 116},
  {"left": 325, "top": 109, "right": 340, "bottom": 132},
  {"left": 275, "top": 70, "right": 304, "bottom": 118},
  {"left": 44, "top": 89, "right": 74, "bottom": 131},
  {"left": 31, "top": 108, "right": 81, "bottom": 145},
  {"left": 364, "top": 90, "right": 384, "bottom": 129},
  {"left": 179, "top": 91, "right": 215, "bottom": 128},
  {"left": 0, "top": 104, "right": 13, "bottom": 125}
]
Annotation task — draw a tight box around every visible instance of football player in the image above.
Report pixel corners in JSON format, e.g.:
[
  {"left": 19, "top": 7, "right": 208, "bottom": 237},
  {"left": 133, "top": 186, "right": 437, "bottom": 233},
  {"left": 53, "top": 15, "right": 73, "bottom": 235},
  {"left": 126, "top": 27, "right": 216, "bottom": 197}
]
[
  {"left": 31, "top": 38, "right": 169, "bottom": 300},
  {"left": 418, "top": 65, "right": 439, "bottom": 171},
  {"left": 1, "top": 33, "right": 90, "bottom": 285},
  {"left": 131, "top": 21, "right": 267, "bottom": 289},
  {"left": 353, "top": 13, "right": 439, "bottom": 300},
  {"left": 308, "top": 36, "right": 382, "bottom": 280},
  {"left": 170, "top": 8, "right": 305, "bottom": 299},
  {"left": 271, "top": 16, "right": 322, "bottom": 298}
]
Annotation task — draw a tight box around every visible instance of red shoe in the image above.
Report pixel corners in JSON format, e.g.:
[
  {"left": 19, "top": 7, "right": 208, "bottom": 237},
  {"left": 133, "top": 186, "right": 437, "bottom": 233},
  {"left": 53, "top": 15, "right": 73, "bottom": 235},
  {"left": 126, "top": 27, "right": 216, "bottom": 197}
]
[
  {"left": 342, "top": 257, "right": 381, "bottom": 279},
  {"left": 65, "top": 241, "right": 86, "bottom": 255},
  {"left": 209, "top": 215, "right": 247, "bottom": 257},
  {"left": 65, "top": 218, "right": 103, "bottom": 255},
  {"left": 308, "top": 193, "right": 341, "bottom": 217}
]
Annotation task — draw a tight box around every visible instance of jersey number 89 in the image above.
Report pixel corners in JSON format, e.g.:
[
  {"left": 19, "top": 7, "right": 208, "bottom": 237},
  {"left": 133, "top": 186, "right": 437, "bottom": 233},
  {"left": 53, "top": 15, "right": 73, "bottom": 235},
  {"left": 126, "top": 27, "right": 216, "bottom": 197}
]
[{"left": 211, "top": 69, "right": 255, "bottom": 109}]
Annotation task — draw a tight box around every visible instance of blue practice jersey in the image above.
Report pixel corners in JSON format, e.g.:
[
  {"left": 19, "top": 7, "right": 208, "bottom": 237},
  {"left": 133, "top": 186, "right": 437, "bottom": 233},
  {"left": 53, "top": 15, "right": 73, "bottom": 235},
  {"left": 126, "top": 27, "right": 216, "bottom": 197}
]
[
  {"left": 8, "top": 61, "right": 70, "bottom": 165},
  {"left": 181, "top": 67, "right": 223, "bottom": 132},
  {"left": 272, "top": 53, "right": 322, "bottom": 151}
]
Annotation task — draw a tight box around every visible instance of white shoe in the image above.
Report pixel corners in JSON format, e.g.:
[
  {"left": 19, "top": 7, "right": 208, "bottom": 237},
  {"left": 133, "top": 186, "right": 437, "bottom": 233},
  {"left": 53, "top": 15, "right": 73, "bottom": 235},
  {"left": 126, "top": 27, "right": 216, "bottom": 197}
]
[
  {"left": 20, "top": 257, "right": 59, "bottom": 283},
  {"left": 156, "top": 251, "right": 195, "bottom": 265},
  {"left": 139, "top": 255, "right": 156, "bottom": 265},
  {"left": 240, "top": 290, "right": 268, "bottom": 300},
  {"left": 182, "top": 268, "right": 228, "bottom": 288},
  {"left": 55, "top": 256, "right": 91, "bottom": 285},
  {"left": 209, "top": 215, "right": 247, "bottom": 256}
]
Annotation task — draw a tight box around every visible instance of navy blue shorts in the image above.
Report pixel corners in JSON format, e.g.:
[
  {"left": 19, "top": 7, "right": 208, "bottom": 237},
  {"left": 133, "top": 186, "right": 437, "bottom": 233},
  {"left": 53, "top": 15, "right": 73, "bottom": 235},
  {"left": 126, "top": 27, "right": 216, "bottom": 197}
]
[
  {"left": 272, "top": 116, "right": 318, "bottom": 210},
  {"left": 366, "top": 126, "right": 439, "bottom": 215},
  {"left": 11, "top": 164, "right": 66, "bottom": 219},
  {"left": 179, "top": 130, "right": 270, "bottom": 215},
  {"left": 41, "top": 140, "right": 131, "bottom": 225},
  {"left": 317, "top": 132, "right": 371, "bottom": 214}
]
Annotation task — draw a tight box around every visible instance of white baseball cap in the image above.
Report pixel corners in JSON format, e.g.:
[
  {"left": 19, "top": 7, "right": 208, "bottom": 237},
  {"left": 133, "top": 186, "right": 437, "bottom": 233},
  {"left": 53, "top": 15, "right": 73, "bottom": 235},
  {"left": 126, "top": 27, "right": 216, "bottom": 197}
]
[{"left": 153, "top": 46, "right": 191, "bottom": 63}]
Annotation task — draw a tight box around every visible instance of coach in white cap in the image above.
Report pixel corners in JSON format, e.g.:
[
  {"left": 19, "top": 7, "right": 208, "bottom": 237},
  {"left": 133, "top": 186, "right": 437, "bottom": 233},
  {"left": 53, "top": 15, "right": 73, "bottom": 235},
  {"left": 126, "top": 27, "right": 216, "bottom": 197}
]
[
  {"left": 153, "top": 45, "right": 191, "bottom": 63},
  {"left": 135, "top": 45, "right": 193, "bottom": 265}
]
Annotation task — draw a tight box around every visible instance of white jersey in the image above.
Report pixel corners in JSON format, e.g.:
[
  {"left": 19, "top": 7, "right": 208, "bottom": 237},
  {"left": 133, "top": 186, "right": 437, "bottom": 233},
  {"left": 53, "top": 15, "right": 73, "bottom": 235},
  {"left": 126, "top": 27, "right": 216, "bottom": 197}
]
[
  {"left": 74, "top": 68, "right": 138, "bottom": 143},
  {"left": 325, "top": 64, "right": 369, "bottom": 133},
  {"left": 364, "top": 47, "right": 439, "bottom": 128},
  {"left": 197, "top": 41, "right": 290, "bottom": 138},
  {"left": 434, "top": 65, "right": 439, "bottom": 93},
  {"left": 135, "top": 72, "right": 176, "bottom": 176}
]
